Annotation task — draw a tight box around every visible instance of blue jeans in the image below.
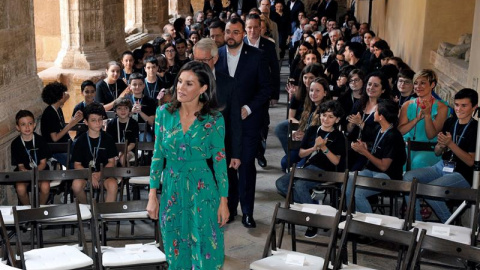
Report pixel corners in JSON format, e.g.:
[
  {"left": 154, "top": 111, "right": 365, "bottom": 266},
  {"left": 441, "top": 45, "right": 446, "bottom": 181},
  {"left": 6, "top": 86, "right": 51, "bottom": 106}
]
[
  {"left": 139, "top": 131, "right": 153, "bottom": 142},
  {"left": 275, "top": 165, "right": 323, "bottom": 204},
  {"left": 274, "top": 120, "right": 289, "bottom": 154},
  {"left": 403, "top": 160, "right": 470, "bottom": 223},
  {"left": 346, "top": 170, "right": 390, "bottom": 213}
]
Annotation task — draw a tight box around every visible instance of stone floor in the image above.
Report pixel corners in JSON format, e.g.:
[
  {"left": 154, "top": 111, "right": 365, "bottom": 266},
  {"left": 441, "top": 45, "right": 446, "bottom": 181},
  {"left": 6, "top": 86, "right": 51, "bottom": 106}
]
[{"left": 11, "top": 61, "right": 464, "bottom": 269}]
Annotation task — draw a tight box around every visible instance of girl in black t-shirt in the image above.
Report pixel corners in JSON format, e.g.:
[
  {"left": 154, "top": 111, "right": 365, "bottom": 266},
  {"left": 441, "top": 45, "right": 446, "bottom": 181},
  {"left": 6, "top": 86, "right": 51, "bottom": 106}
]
[{"left": 95, "top": 61, "right": 130, "bottom": 111}]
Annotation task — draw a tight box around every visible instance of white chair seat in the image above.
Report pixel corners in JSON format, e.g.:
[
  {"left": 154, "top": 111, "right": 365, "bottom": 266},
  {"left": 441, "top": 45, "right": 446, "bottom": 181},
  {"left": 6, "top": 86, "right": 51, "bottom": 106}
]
[
  {"left": 412, "top": 221, "right": 472, "bottom": 245},
  {"left": 50, "top": 180, "right": 62, "bottom": 188},
  {"left": 338, "top": 263, "right": 376, "bottom": 269},
  {"left": 0, "top": 206, "right": 31, "bottom": 225},
  {"left": 338, "top": 213, "right": 405, "bottom": 230},
  {"left": 102, "top": 244, "right": 166, "bottom": 267},
  {"left": 290, "top": 203, "right": 341, "bottom": 217},
  {"left": 128, "top": 176, "right": 149, "bottom": 185},
  {"left": 100, "top": 210, "right": 149, "bottom": 219},
  {"left": 24, "top": 245, "right": 93, "bottom": 270},
  {"left": 250, "top": 249, "right": 326, "bottom": 270}
]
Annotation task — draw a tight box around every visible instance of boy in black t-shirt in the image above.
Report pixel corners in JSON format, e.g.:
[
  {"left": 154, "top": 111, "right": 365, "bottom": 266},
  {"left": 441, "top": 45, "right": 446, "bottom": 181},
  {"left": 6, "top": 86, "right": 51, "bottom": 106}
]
[
  {"left": 143, "top": 57, "right": 164, "bottom": 101},
  {"left": 404, "top": 88, "right": 478, "bottom": 223},
  {"left": 72, "top": 103, "right": 118, "bottom": 203},
  {"left": 346, "top": 99, "right": 406, "bottom": 213},
  {"left": 276, "top": 101, "right": 346, "bottom": 204},
  {"left": 127, "top": 72, "right": 156, "bottom": 142},
  {"left": 106, "top": 98, "right": 139, "bottom": 167},
  {"left": 11, "top": 110, "right": 52, "bottom": 205}
]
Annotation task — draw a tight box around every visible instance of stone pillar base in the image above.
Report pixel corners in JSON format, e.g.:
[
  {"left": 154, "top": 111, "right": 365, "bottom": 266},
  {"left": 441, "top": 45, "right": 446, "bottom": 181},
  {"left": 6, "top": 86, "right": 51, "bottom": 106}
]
[{"left": 55, "top": 48, "right": 112, "bottom": 70}]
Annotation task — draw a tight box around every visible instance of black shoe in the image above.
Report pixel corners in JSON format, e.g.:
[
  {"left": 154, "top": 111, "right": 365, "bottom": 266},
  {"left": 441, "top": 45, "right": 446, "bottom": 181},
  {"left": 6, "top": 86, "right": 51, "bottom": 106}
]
[
  {"left": 242, "top": 214, "right": 257, "bottom": 228},
  {"left": 257, "top": 155, "right": 267, "bottom": 167},
  {"left": 305, "top": 227, "right": 318, "bottom": 238}
]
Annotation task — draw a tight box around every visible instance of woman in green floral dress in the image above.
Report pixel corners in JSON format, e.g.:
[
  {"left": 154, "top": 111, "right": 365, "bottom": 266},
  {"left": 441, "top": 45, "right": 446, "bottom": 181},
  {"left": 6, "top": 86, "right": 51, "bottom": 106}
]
[{"left": 147, "top": 61, "right": 230, "bottom": 269}]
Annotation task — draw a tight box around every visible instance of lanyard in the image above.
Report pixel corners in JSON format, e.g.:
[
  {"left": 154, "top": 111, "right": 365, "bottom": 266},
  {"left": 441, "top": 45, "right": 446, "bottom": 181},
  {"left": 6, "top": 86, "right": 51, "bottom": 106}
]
[
  {"left": 371, "top": 125, "right": 392, "bottom": 154},
  {"left": 105, "top": 80, "right": 118, "bottom": 99},
  {"left": 51, "top": 105, "right": 65, "bottom": 128},
  {"left": 21, "top": 135, "right": 37, "bottom": 167},
  {"left": 145, "top": 78, "right": 158, "bottom": 99},
  {"left": 123, "top": 70, "right": 130, "bottom": 84},
  {"left": 87, "top": 132, "right": 102, "bottom": 164},
  {"left": 116, "top": 118, "right": 130, "bottom": 143},
  {"left": 450, "top": 119, "right": 473, "bottom": 160},
  {"left": 131, "top": 95, "right": 142, "bottom": 105}
]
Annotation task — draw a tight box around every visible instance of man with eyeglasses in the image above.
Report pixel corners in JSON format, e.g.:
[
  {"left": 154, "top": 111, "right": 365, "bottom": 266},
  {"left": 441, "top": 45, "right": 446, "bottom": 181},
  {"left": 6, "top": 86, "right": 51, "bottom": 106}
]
[
  {"left": 193, "top": 38, "right": 242, "bottom": 206},
  {"left": 215, "top": 17, "right": 272, "bottom": 228},
  {"left": 395, "top": 69, "right": 417, "bottom": 107}
]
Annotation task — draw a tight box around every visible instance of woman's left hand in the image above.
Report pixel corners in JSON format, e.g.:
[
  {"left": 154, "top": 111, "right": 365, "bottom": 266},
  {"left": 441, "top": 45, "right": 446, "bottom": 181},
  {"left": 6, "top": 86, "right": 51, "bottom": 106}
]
[{"left": 217, "top": 197, "right": 230, "bottom": 227}]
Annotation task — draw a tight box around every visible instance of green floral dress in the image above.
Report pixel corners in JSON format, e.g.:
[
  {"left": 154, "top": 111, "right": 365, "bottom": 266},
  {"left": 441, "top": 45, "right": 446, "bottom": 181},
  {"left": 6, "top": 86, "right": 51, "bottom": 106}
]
[{"left": 150, "top": 104, "right": 228, "bottom": 270}]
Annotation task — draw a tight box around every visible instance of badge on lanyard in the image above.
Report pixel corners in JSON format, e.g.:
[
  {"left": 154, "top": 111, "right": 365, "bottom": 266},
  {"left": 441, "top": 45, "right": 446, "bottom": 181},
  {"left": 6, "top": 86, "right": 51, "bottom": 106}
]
[{"left": 443, "top": 160, "right": 456, "bottom": 173}]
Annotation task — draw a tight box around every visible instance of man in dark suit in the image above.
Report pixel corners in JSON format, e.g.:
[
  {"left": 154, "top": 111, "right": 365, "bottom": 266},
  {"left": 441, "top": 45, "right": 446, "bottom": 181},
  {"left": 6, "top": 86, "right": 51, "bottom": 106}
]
[
  {"left": 193, "top": 38, "right": 242, "bottom": 181},
  {"left": 243, "top": 14, "right": 280, "bottom": 168},
  {"left": 286, "top": 0, "right": 305, "bottom": 34},
  {"left": 215, "top": 17, "right": 272, "bottom": 228},
  {"left": 317, "top": 0, "right": 338, "bottom": 22},
  {"left": 229, "top": 0, "right": 257, "bottom": 15}
]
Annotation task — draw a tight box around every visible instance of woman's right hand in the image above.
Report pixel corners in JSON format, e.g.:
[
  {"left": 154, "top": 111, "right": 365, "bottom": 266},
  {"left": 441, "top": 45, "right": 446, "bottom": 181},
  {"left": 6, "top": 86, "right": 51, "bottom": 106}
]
[
  {"left": 147, "top": 194, "right": 159, "bottom": 220},
  {"left": 347, "top": 112, "right": 362, "bottom": 126},
  {"left": 292, "top": 130, "right": 304, "bottom": 141}
]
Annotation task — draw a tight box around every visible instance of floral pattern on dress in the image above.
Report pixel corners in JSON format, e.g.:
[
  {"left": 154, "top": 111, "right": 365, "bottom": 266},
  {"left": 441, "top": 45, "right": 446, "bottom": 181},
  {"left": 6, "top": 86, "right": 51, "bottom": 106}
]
[{"left": 150, "top": 104, "right": 228, "bottom": 270}]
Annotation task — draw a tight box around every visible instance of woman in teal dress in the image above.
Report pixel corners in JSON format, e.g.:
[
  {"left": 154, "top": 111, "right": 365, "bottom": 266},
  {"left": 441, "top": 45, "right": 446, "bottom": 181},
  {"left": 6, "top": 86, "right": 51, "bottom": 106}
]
[
  {"left": 398, "top": 69, "right": 449, "bottom": 170},
  {"left": 147, "top": 61, "right": 229, "bottom": 269}
]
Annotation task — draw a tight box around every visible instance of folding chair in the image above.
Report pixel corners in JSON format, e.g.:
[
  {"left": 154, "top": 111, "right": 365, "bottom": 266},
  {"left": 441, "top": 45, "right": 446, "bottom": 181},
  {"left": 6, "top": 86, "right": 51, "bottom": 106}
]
[
  {"left": 105, "top": 111, "right": 116, "bottom": 120},
  {"left": 279, "top": 167, "right": 349, "bottom": 247},
  {"left": 0, "top": 212, "right": 19, "bottom": 268},
  {"left": 333, "top": 215, "right": 421, "bottom": 270},
  {"left": 344, "top": 172, "right": 418, "bottom": 263},
  {"left": 12, "top": 201, "right": 94, "bottom": 270},
  {"left": 250, "top": 203, "right": 338, "bottom": 270},
  {"left": 35, "top": 168, "right": 92, "bottom": 241},
  {"left": 91, "top": 200, "right": 167, "bottom": 269},
  {"left": 411, "top": 229, "right": 480, "bottom": 270},
  {"left": 130, "top": 140, "right": 155, "bottom": 200},
  {"left": 46, "top": 140, "right": 72, "bottom": 204},
  {"left": 99, "top": 166, "right": 151, "bottom": 237},
  {"left": 286, "top": 121, "right": 301, "bottom": 173},
  {"left": 406, "top": 139, "right": 436, "bottom": 171},
  {"left": 407, "top": 183, "right": 480, "bottom": 247}
]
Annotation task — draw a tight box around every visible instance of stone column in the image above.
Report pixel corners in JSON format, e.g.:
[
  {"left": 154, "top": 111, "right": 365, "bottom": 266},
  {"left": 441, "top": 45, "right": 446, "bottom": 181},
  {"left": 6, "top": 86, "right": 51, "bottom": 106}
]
[
  {"left": 170, "top": 0, "right": 192, "bottom": 19},
  {"left": 0, "top": 0, "right": 44, "bottom": 203},
  {"left": 143, "top": 0, "right": 170, "bottom": 33},
  {"left": 55, "top": 0, "right": 128, "bottom": 70},
  {"left": 467, "top": 0, "right": 480, "bottom": 91}
]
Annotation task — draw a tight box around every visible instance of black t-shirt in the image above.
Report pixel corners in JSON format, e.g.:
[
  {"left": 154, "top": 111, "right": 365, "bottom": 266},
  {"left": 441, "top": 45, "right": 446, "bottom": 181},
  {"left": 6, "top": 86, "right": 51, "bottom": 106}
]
[
  {"left": 348, "top": 101, "right": 380, "bottom": 142},
  {"left": 365, "top": 126, "right": 406, "bottom": 180},
  {"left": 441, "top": 117, "right": 478, "bottom": 184},
  {"left": 11, "top": 133, "right": 52, "bottom": 170},
  {"left": 338, "top": 89, "right": 360, "bottom": 132},
  {"left": 106, "top": 117, "right": 139, "bottom": 144},
  {"left": 41, "top": 105, "right": 70, "bottom": 143},
  {"left": 290, "top": 96, "right": 304, "bottom": 120},
  {"left": 128, "top": 94, "right": 157, "bottom": 124},
  {"left": 95, "top": 79, "right": 127, "bottom": 105},
  {"left": 72, "top": 131, "right": 118, "bottom": 172},
  {"left": 301, "top": 126, "right": 346, "bottom": 172},
  {"left": 143, "top": 76, "right": 165, "bottom": 100},
  {"left": 119, "top": 69, "right": 132, "bottom": 84}
]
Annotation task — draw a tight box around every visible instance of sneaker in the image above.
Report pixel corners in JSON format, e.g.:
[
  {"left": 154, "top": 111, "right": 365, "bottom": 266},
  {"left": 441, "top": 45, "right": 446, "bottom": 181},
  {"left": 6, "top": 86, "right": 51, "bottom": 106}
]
[{"left": 305, "top": 227, "right": 318, "bottom": 238}]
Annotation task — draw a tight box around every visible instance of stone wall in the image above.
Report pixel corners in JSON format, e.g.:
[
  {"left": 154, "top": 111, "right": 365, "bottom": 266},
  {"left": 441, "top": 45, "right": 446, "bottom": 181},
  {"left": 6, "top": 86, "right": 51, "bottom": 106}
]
[
  {"left": 33, "top": 0, "right": 61, "bottom": 71},
  {"left": 0, "top": 0, "right": 44, "bottom": 203}
]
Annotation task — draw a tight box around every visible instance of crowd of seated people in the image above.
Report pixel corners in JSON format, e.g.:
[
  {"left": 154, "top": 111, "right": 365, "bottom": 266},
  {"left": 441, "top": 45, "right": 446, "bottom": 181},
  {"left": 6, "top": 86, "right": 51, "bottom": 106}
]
[{"left": 6, "top": 1, "right": 478, "bottom": 246}]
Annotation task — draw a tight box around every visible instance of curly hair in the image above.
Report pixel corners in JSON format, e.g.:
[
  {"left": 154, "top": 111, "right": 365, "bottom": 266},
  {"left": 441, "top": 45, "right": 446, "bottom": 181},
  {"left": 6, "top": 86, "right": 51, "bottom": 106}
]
[
  {"left": 41, "top": 82, "right": 67, "bottom": 105},
  {"left": 167, "top": 61, "right": 219, "bottom": 121}
]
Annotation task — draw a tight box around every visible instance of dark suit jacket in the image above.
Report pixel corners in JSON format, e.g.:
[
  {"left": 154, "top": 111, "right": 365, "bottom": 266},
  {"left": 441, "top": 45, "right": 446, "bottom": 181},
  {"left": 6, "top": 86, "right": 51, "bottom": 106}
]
[
  {"left": 228, "top": 0, "right": 257, "bottom": 15},
  {"left": 317, "top": 0, "right": 338, "bottom": 21},
  {"left": 215, "top": 43, "right": 272, "bottom": 135},
  {"left": 243, "top": 37, "right": 280, "bottom": 101},
  {"left": 286, "top": 0, "right": 305, "bottom": 24},
  {"left": 215, "top": 70, "right": 242, "bottom": 159}
]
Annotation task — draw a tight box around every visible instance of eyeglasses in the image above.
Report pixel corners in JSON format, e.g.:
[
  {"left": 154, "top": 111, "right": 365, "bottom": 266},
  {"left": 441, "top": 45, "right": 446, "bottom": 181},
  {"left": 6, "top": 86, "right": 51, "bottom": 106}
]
[
  {"left": 165, "top": 50, "right": 176, "bottom": 53},
  {"left": 349, "top": 78, "right": 361, "bottom": 83},
  {"left": 194, "top": 56, "right": 214, "bottom": 63},
  {"left": 398, "top": 79, "right": 412, "bottom": 85}
]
